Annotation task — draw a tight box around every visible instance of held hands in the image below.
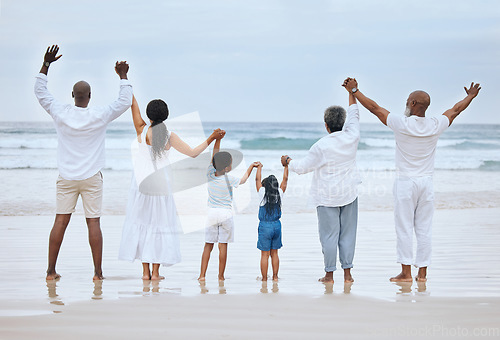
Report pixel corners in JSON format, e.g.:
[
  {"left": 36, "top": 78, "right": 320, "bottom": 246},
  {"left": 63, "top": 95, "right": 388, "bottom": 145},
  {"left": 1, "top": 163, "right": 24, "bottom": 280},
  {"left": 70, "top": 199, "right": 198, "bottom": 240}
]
[
  {"left": 342, "top": 77, "right": 358, "bottom": 93},
  {"left": 210, "top": 129, "right": 226, "bottom": 141},
  {"left": 464, "top": 82, "right": 481, "bottom": 98},
  {"left": 281, "top": 155, "right": 291, "bottom": 167},
  {"left": 44, "top": 45, "right": 62, "bottom": 64},
  {"left": 115, "top": 61, "right": 129, "bottom": 79}
]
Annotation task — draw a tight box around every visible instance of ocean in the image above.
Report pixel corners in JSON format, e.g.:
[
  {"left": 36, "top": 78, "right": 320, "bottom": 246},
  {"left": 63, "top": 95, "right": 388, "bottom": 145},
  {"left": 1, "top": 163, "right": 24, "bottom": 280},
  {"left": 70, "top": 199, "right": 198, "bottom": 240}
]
[
  {"left": 1, "top": 120, "right": 500, "bottom": 172},
  {"left": 1, "top": 120, "right": 500, "bottom": 216}
]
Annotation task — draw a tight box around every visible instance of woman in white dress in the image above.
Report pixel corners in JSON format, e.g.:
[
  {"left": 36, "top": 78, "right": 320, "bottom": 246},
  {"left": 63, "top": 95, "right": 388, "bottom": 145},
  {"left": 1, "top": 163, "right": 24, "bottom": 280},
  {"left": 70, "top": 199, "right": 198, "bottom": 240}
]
[{"left": 119, "top": 96, "right": 223, "bottom": 280}]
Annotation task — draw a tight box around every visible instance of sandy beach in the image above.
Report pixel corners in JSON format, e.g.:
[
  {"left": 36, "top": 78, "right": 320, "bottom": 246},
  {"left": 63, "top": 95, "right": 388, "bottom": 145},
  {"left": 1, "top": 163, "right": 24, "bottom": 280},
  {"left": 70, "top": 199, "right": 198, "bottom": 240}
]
[{"left": 1, "top": 207, "right": 499, "bottom": 339}]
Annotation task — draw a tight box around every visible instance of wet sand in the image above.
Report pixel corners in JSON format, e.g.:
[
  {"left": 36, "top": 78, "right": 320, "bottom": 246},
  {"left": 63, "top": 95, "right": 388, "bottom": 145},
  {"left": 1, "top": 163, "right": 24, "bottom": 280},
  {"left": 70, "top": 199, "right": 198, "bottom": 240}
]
[
  {"left": 0, "top": 208, "right": 499, "bottom": 338},
  {"left": 1, "top": 294, "right": 499, "bottom": 340}
]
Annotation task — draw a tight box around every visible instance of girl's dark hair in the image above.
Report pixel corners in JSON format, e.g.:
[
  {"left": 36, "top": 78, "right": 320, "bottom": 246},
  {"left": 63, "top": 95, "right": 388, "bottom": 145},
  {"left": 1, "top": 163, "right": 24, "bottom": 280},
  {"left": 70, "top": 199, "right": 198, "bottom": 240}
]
[
  {"left": 261, "top": 175, "right": 281, "bottom": 217},
  {"left": 146, "top": 99, "right": 169, "bottom": 161}
]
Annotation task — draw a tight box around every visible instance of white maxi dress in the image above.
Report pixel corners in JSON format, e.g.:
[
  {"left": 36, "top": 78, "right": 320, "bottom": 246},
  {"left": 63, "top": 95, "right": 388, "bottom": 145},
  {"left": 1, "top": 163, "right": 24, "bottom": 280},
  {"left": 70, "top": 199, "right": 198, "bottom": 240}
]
[{"left": 118, "top": 127, "right": 181, "bottom": 266}]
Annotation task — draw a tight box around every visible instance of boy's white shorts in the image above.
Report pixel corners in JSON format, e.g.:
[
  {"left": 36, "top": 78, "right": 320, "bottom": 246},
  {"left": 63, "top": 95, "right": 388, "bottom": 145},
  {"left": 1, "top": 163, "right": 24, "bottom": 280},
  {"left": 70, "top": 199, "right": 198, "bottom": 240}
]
[{"left": 205, "top": 208, "right": 234, "bottom": 243}]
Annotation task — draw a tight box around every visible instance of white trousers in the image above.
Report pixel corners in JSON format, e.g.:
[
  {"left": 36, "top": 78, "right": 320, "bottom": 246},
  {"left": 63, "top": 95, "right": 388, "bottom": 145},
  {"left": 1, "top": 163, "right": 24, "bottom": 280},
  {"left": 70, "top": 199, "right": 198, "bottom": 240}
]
[{"left": 393, "top": 176, "right": 434, "bottom": 267}]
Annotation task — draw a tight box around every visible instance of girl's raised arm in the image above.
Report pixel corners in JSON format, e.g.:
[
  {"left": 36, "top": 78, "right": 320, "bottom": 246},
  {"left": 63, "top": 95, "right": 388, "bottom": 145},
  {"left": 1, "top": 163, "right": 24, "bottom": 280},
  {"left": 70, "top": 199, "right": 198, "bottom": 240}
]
[
  {"left": 131, "top": 95, "right": 147, "bottom": 135},
  {"left": 280, "top": 165, "right": 289, "bottom": 193},
  {"left": 255, "top": 162, "right": 263, "bottom": 191},
  {"left": 169, "top": 129, "right": 221, "bottom": 158}
]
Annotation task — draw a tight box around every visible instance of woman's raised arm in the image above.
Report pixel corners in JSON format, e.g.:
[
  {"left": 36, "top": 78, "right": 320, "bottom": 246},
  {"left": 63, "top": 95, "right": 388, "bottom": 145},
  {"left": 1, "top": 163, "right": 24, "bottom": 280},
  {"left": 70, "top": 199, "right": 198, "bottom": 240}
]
[
  {"left": 169, "top": 129, "right": 222, "bottom": 158},
  {"left": 131, "top": 95, "right": 147, "bottom": 135}
]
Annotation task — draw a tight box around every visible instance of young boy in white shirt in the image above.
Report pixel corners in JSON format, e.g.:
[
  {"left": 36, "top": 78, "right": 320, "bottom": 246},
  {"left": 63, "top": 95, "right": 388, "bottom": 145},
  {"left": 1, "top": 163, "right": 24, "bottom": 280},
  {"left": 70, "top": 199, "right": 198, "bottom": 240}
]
[{"left": 198, "top": 131, "right": 259, "bottom": 281}]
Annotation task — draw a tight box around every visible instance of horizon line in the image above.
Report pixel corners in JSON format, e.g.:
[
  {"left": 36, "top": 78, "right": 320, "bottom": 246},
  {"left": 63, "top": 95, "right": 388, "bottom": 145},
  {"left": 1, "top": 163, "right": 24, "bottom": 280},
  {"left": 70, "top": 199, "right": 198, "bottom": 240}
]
[{"left": 0, "top": 120, "right": 499, "bottom": 126}]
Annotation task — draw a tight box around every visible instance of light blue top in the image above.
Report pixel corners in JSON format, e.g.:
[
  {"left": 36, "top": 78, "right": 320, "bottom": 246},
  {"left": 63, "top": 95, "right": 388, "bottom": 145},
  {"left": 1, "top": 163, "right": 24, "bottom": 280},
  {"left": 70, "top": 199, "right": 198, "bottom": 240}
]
[{"left": 207, "top": 164, "right": 240, "bottom": 209}]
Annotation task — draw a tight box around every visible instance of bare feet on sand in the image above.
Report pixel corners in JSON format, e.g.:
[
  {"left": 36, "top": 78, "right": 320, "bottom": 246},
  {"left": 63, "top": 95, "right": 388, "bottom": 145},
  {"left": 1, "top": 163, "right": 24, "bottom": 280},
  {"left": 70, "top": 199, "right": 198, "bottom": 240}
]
[
  {"left": 142, "top": 274, "right": 151, "bottom": 280},
  {"left": 318, "top": 272, "right": 334, "bottom": 283},
  {"left": 389, "top": 272, "right": 412, "bottom": 282},
  {"left": 46, "top": 272, "right": 61, "bottom": 281},
  {"left": 272, "top": 275, "right": 279, "bottom": 282},
  {"left": 218, "top": 275, "right": 225, "bottom": 282},
  {"left": 344, "top": 269, "right": 354, "bottom": 283},
  {"left": 93, "top": 274, "right": 105, "bottom": 281},
  {"left": 198, "top": 276, "right": 206, "bottom": 282},
  {"left": 151, "top": 275, "right": 165, "bottom": 281}
]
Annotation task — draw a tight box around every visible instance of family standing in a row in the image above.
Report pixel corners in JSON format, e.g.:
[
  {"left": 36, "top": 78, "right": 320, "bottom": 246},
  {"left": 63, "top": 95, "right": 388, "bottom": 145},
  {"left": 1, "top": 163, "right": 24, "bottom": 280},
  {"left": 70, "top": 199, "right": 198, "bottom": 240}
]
[{"left": 35, "top": 45, "right": 481, "bottom": 284}]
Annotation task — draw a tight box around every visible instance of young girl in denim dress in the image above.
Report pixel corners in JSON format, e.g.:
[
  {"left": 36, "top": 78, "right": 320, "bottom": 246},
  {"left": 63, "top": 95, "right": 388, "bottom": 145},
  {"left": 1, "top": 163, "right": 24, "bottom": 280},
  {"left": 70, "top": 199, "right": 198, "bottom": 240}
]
[{"left": 255, "top": 162, "right": 288, "bottom": 281}]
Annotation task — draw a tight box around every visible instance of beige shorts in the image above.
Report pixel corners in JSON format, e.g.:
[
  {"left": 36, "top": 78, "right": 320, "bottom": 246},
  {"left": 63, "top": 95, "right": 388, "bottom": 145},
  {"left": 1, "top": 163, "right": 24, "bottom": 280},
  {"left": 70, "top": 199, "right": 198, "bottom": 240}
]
[
  {"left": 205, "top": 208, "right": 234, "bottom": 243},
  {"left": 56, "top": 172, "right": 103, "bottom": 218}
]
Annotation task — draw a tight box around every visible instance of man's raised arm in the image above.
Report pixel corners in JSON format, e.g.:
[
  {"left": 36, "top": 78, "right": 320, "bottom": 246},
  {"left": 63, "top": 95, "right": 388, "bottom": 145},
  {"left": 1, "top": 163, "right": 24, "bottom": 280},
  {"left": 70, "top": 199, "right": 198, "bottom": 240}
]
[
  {"left": 443, "top": 82, "right": 481, "bottom": 126},
  {"left": 34, "top": 45, "right": 62, "bottom": 114},
  {"left": 104, "top": 61, "right": 133, "bottom": 123},
  {"left": 343, "top": 78, "right": 390, "bottom": 126}
]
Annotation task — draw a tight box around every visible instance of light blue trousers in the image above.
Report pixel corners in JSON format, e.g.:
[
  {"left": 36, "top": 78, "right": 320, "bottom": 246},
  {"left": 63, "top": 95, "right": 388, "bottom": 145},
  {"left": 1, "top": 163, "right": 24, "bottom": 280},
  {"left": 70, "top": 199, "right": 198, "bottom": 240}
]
[{"left": 317, "top": 198, "right": 358, "bottom": 272}]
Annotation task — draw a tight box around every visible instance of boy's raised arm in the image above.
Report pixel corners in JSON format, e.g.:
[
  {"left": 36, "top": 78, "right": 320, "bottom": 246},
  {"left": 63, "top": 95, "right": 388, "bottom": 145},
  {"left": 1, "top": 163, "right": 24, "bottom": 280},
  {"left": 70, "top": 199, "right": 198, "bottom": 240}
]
[
  {"left": 212, "top": 130, "right": 225, "bottom": 160},
  {"left": 240, "top": 162, "right": 259, "bottom": 185}
]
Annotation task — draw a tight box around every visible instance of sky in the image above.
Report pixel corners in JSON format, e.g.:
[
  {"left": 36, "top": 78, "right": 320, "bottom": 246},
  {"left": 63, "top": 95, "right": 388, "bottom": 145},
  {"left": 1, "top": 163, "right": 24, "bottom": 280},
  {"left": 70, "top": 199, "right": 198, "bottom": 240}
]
[{"left": 0, "top": 0, "right": 499, "bottom": 124}]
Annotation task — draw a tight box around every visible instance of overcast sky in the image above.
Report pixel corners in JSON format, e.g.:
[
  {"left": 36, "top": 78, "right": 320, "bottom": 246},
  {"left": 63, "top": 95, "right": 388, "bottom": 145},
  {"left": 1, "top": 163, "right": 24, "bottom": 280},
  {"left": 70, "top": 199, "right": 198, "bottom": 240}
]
[{"left": 0, "top": 0, "right": 498, "bottom": 124}]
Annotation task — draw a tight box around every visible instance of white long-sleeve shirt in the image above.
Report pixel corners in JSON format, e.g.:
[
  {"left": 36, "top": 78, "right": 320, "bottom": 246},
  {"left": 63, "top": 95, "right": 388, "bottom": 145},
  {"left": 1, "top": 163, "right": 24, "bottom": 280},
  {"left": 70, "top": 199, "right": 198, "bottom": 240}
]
[
  {"left": 34, "top": 73, "right": 133, "bottom": 180},
  {"left": 289, "top": 104, "right": 361, "bottom": 207}
]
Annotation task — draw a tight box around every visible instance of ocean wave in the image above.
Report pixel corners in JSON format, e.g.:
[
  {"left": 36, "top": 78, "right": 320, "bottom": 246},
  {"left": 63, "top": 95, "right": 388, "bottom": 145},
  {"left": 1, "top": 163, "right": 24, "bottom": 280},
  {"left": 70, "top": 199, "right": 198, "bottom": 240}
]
[
  {"left": 360, "top": 138, "right": 394, "bottom": 149},
  {"left": 441, "top": 140, "right": 500, "bottom": 150},
  {"left": 479, "top": 161, "right": 500, "bottom": 171}
]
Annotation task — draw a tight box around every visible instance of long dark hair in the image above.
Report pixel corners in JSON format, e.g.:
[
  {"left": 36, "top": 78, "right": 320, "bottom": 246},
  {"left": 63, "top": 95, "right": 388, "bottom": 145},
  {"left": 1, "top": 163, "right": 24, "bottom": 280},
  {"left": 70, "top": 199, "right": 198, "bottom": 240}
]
[
  {"left": 261, "top": 175, "right": 281, "bottom": 217},
  {"left": 146, "top": 99, "right": 169, "bottom": 161}
]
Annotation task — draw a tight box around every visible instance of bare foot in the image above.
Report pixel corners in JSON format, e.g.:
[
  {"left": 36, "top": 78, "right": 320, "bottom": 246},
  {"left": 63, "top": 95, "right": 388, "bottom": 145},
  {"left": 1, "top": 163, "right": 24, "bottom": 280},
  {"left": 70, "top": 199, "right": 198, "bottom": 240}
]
[
  {"left": 344, "top": 269, "right": 354, "bottom": 283},
  {"left": 319, "top": 271, "right": 334, "bottom": 283},
  {"left": 272, "top": 275, "right": 279, "bottom": 282},
  {"left": 218, "top": 275, "right": 225, "bottom": 282},
  {"left": 151, "top": 275, "right": 165, "bottom": 281},
  {"left": 46, "top": 272, "right": 61, "bottom": 281},
  {"left": 390, "top": 272, "right": 412, "bottom": 282},
  {"left": 142, "top": 274, "right": 151, "bottom": 280},
  {"left": 198, "top": 276, "right": 206, "bottom": 282},
  {"left": 416, "top": 267, "right": 427, "bottom": 282},
  {"left": 262, "top": 276, "right": 268, "bottom": 282}
]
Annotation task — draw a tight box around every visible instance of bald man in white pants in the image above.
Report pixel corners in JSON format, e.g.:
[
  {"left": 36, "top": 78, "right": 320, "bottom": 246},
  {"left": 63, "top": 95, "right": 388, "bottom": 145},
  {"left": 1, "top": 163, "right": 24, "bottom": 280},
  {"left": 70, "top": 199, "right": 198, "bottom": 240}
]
[{"left": 344, "top": 78, "right": 481, "bottom": 282}]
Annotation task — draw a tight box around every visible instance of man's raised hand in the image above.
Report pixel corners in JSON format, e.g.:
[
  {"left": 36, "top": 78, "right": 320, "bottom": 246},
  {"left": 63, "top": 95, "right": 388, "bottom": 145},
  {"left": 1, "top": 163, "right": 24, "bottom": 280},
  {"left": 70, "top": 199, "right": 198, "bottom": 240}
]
[
  {"left": 115, "top": 61, "right": 129, "bottom": 80},
  {"left": 342, "top": 77, "right": 352, "bottom": 88},
  {"left": 44, "top": 45, "right": 62, "bottom": 64},
  {"left": 343, "top": 78, "right": 358, "bottom": 93},
  {"left": 464, "top": 82, "right": 481, "bottom": 99}
]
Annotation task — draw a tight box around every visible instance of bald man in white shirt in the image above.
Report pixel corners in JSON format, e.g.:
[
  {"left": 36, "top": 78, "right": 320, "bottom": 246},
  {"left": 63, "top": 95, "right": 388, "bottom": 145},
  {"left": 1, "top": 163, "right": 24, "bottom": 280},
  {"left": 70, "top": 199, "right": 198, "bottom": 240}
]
[
  {"left": 34, "top": 45, "right": 133, "bottom": 281},
  {"left": 344, "top": 77, "right": 481, "bottom": 282}
]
